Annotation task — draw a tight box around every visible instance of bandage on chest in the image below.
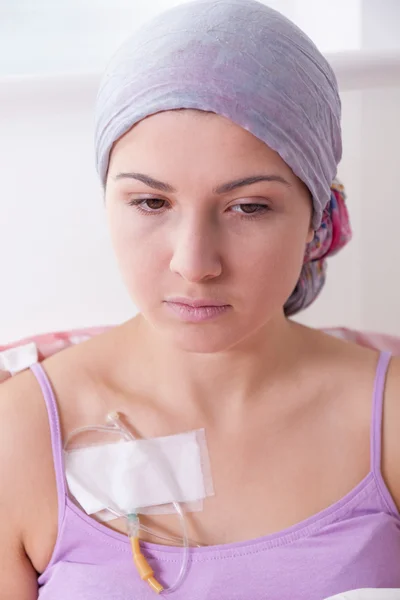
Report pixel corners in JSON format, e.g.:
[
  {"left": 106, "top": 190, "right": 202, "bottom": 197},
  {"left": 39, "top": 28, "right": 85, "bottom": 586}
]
[{"left": 65, "top": 428, "right": 214, "bottom": 517}]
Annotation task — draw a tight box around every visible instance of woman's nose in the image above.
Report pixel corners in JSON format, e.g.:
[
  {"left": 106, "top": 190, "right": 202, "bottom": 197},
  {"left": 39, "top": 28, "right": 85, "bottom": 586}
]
[{"left": 169, "top": 218, "right": 222, "bottom": 283}]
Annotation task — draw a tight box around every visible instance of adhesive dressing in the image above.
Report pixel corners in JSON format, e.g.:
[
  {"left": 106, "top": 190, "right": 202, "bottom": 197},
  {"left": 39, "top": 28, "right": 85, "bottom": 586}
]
[{"left": 65, "top": 427, "right": 214, "bottom": 517}]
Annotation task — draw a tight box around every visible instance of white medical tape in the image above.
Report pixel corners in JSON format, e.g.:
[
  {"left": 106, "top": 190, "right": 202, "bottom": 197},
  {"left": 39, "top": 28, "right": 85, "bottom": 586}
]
[
  {"left": 65, "top": 428, "right": 214, "bottom": 516},
  {"left": 0, "top": 342, "right": 38, "bottom": 375}
]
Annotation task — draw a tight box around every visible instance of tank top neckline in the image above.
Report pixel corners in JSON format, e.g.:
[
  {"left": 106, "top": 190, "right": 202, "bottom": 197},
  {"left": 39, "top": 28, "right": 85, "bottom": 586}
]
[{"left": 65, "top": 472, "right": 377, "bottom": 557}]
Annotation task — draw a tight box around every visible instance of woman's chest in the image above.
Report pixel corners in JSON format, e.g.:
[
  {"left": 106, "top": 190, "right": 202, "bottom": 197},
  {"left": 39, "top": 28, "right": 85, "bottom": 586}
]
[
  {"left": 33, "top": 357, "right": 371, "bottom": 567},
  {"left": 95, "top": 412, "right": 370, "bottom": 548}
]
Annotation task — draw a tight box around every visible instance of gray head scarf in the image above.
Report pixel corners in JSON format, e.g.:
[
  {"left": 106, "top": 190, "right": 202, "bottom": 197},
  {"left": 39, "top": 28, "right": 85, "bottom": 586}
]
[{"left": 94, "top": 0, "right": 347, "bottom": 314}]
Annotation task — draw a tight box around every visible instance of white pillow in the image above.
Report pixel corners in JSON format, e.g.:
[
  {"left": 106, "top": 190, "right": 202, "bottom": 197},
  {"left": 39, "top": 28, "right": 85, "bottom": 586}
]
[{"left": 325, "top": 590, "right": 400, "bottom": 599}]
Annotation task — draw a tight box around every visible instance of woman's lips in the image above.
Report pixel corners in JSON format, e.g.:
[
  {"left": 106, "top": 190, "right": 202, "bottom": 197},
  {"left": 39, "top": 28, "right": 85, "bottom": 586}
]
[{"left": 164, "top": 298, "right": 231, "bottom": 322}]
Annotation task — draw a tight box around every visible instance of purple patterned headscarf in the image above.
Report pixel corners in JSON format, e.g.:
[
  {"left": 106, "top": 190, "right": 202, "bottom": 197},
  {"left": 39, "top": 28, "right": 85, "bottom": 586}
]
[{"left": 94, "top": 0, "right": 352, "bottom": 315}]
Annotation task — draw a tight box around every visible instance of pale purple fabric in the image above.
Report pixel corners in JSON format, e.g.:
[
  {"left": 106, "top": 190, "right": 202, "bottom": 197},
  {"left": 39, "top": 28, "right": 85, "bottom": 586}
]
[
  {"left": 31, "top": 352, "right": 400, "bottom": 599},
  {"left": 94, "top": 0, "right": 341, "bottom": 231}
]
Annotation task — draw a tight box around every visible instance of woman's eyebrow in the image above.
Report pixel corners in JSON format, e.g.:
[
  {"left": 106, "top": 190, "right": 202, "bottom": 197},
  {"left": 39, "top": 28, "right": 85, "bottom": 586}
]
[{"left": 113, "top": 172, "right": 292, "bottom": 193}]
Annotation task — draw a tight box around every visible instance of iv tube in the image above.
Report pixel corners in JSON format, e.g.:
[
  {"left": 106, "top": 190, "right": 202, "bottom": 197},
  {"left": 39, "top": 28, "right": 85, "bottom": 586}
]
[
  {"left": 64, "top": 412, "right": 191, "bottom": 593},
  {"left": 106, "top": 412, "right": 190, "bottom": 594}
]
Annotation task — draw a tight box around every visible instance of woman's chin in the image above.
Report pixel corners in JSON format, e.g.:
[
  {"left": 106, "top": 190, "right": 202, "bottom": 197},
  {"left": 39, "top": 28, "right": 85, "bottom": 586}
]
[{"left": 139, "top": 307, "right": 274, "bottom": 354}]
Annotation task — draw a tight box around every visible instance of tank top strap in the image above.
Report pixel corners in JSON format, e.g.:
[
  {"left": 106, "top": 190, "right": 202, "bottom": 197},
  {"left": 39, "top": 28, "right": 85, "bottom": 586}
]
[
  {"left": 29, "top": 362, "right": 67, "bottom": 528},
  {"left": 370, "top": 350, "right": 392, "bottom": 475}
]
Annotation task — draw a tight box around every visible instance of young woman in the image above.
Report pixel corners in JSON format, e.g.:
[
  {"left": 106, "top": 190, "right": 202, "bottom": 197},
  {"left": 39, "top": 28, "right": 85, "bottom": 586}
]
[{"left": 1, "top": 1, "right": 399, "bottom": 598}]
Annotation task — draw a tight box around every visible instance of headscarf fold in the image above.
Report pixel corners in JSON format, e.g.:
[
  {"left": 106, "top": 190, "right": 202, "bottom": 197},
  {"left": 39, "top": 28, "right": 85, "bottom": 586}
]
[
  {"left": 284, "top": 179, "right": 352, "bottom": 315},
  {"left": 94, "top": 0, "right": 351, "bottom": 315}
]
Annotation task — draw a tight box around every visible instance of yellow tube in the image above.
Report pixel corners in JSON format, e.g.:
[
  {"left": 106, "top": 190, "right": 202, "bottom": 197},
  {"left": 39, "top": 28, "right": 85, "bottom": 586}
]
[{"left": 130, "top": 536, "right": 164, "bottom": 594}]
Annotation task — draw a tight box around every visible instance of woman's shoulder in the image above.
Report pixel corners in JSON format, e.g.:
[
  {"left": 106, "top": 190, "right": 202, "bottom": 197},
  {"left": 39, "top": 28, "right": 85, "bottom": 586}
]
[
  {"left": 379, "top": 351, "right": 400, "bottom": 510},
  {"left": 0, "top": 365, "right": 52, "bottom": 470},
  {"left": 0, "top": 319, "right": 143, "bottom": 442},
  {"left": 313, "top": 327, "right": 400, "bottom": 510},
  {"left": 0, "top": 363, "right": 60, "bottom": 571},
  {"left": 314, "top": 326, "right": 400, "bottom": 387},
  {"left": 0, "top": 329, "right": 119, "bottom": 572},
  {"left": 0, "top": 328, "right": 113, "bottom": 469},
  {"left": 309, "top": 326, "right": 400, "bottom": 411},
  {"left": 36, "top": 327, "right": 121, "bottom": 429}
]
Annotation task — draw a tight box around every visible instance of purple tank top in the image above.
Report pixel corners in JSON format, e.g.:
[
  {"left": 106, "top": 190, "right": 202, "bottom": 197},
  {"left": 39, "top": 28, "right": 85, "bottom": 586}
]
[{"left": 30, "top": 351, "right": 400, "bottom": 600}]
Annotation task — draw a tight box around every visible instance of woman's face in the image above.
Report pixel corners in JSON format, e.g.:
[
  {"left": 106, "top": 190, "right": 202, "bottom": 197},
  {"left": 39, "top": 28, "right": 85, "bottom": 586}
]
[{"left": 105, "top": 109, "right": 314, "bottom": 353}]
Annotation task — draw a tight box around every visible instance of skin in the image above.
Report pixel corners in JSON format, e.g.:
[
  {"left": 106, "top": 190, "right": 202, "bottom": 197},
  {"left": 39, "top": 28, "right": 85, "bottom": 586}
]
[
  {"left": 1, "top": 109, "right": 400, "bottom": 599},
  {"left": 106, "top": 109, "right": 314, "bottom": 356}
]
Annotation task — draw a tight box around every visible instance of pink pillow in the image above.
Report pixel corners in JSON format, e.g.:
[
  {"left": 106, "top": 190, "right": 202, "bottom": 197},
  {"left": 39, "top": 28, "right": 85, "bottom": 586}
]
[
  {"left": 0, "top": 325, "right": 112, "bottom": 381},
  {"left": 0, "top": 325, "right": 113, "bottom": 360}
]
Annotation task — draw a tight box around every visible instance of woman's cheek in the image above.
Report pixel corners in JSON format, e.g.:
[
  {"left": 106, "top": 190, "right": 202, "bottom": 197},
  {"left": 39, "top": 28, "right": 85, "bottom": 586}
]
[{"left": 249, "top": 232, "right": 306, "bottom": 302}]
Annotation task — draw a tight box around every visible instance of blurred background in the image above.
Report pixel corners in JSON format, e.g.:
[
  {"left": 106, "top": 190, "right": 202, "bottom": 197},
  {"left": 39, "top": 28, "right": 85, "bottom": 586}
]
[{"left": 1, "top": 0, "right": 400, "bottom": 343}]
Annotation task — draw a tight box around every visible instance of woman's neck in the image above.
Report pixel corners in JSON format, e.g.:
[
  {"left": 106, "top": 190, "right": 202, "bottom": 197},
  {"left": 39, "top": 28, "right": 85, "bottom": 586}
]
[{"left": 122, "top": 313, "right": 311, "bottom": 423}]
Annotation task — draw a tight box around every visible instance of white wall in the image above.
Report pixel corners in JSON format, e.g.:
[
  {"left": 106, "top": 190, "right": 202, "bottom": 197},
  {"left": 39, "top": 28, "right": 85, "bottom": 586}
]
[
  {"left": 1, "top": 1, "right": 400, "bottom": 343},
  {"left": 0, "top": 0, "right": 364, "bottom": 77},
  {"left": 0, "top": 76, "right": 134, "bottom": 341},
  {"left": 298, "top": 80, "right": 400, "bottom": 333}
]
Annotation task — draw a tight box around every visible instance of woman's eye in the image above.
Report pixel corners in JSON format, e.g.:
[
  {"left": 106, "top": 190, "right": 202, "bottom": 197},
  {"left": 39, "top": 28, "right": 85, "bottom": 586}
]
[
  {"left": 128, "top": 198, "right": 167, "bottom": 211},
  {"left": 144, "top": 198, "right": 166, "bottom": 210},
  {"left": 231, "top": 203, "right": 270, "bottom": 215}
]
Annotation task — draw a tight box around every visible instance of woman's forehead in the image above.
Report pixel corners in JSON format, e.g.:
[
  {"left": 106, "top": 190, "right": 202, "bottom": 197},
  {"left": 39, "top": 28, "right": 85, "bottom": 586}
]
[{"left": 110, "top": 110, "right": 288, "bottom": 168}]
